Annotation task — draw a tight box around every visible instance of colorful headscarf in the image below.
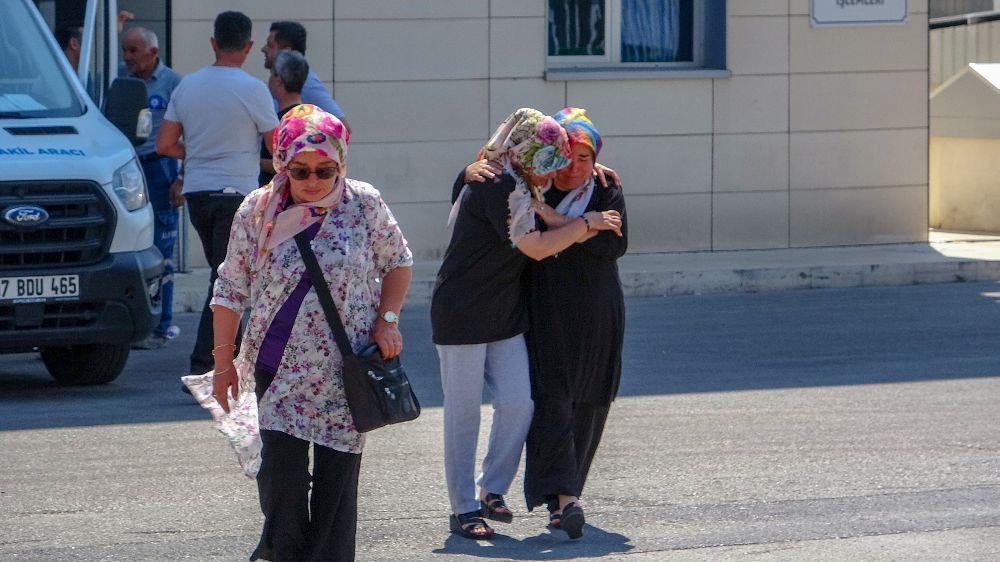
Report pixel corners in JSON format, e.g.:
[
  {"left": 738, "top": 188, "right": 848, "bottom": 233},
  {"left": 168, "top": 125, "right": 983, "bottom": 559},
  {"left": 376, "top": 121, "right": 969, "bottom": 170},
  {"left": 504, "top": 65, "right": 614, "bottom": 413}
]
[
  {"left": 553, "top": 107, "right": 602, "bottom": 157},
  {"left": 449, "top": 108, "right": 572, "bottom": 246},
  {"left": 254, "top": 104, "right": 350, "bottom": 258},
  {"left": 544, "top": 107, "right": 602, "bottom": 220},
  {"left": 481, "top": 107, "right": 572, "bottom": 175}
]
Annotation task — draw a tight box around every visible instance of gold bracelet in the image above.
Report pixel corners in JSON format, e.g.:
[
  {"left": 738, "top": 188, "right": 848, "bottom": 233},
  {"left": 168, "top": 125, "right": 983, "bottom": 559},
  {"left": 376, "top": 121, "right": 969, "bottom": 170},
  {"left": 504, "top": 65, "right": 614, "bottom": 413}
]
[
  {"left": 212, "top": 343, "right": 236, "bottom": 356},
  {"left": 213, "top": 366, "right": 234, "bottom": 377}
]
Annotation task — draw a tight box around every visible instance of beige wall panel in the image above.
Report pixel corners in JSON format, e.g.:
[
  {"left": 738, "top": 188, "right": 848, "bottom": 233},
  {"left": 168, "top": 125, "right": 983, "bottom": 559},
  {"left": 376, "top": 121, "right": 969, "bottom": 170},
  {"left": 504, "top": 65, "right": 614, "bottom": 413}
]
[
  {"left": 790, "top": 72, "right": 927, "bottom": 131},
  {"left": 599, "top": 135, "right": 712, "bottom": 195},
  {"left": 489, "top": 79, "right": 567, "bottom": 131},
  {"left": 728, "top": 0, "right": 789, "bottom": 16},
  {"left": 169, "top": 20, "right": 216, "bottom": 75},
  {"left": 929, "top": 137, "right": 1000, "bottom": 231},
  {"left": 490, "top": 17, "right": 546, "bottom": 78},
  {"left": 790, "top": 129, "right": 927, "bottom": 190},
  {"left": 183, "top": 219, "right": 207, "bottom": 268},
  {"left": 335, "top": 20, "right": 488, "bottom": 82},
  {"left": 248, "top": 20, "right": 333, "bottom": 83},
  {"left": 383, "top": 201, "right": 456, "bottom": 259},
  {"left": 346, "top": 140, "right": 484, "bottom": 205},
  {"left": 335, "top": 0, "right": 487, "bottom": 20},
  {"left": 491, "top": 1, "right": 545, "bottom": 17},
  {"left": 714, "top": 133, "right": 789, "bottom": 192},
  {"left": 727, "top": 16, "right": 789, "bottom": 75},
  {"left": 928, "top": 137, "right": 941, "bottom": 227},
  {"left": 790, "top": 186, "right": 927, "bottom": 246},
  {"left": 171, "top": 0, "right": 332, "bottom": 20},
  {"left": 789, "top": 0, "right": 927, "bottom": 14},
  {"left": 790, "top": 15, "right": 927, "bottom": 73},
  {"left": 336, "top": 81, "right": 488, "bottom": 143},
  {"left": 713, "top": 75, "right": 789, "bottom": 134},
  {"left": 169, "top": 19, "right": 333, "bottom": 81},
  {"left": 713, "top": 191, "right": 790, "bottom": 250},
  {"left": 566, "top": 80, "right": 713, "bottom": 136},
  {"left": 626, "top": 194, "right": 712, "bottom": 253}
]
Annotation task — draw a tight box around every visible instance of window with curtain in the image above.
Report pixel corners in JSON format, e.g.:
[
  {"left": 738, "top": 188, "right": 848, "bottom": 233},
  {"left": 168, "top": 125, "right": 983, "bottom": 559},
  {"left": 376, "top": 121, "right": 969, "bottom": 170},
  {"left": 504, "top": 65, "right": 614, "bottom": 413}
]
[{"left": 548, "top": 0, "right": 702, "bottom": 67}]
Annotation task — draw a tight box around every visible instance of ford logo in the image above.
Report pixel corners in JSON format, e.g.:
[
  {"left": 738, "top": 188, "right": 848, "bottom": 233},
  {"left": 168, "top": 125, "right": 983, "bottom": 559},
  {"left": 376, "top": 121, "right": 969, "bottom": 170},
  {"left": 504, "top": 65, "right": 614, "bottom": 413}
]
[{"left": 3, "top": 205, "right": 49, "bottom": 227}]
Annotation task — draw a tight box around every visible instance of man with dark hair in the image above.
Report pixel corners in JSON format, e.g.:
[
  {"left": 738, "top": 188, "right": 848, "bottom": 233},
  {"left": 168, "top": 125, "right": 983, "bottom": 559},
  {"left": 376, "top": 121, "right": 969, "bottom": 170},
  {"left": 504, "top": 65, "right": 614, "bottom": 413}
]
[
  {"left": 259, "top": 50, "right": 307, "bottom": 186},
  {"left": 120, "top": 26, "right": 183, "bottom": 349},
  {"left": 55, "top": 25, "right": 83, "bottom": 71},
  {"left": 261, "top": 20, "right": 348, "bottom": 127},
  {"left": 157, "top": 11, "right": 279, "bottom": 378}
]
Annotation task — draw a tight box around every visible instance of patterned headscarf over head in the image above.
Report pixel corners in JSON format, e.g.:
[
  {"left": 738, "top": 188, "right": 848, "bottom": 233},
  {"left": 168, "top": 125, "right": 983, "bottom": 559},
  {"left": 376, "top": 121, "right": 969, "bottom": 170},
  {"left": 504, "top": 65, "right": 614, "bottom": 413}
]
[
  {"left": 553, "top": 107, "right": 602, "bottom": 157},
  {"left": 272, "top": 103, "right": 349, "bottom": 175},
  {"left": 255, "top": 104, "right": 351, "bottom": 258},
  {"left": 481, "top": 107, "right": 572, "bottom": 176}
]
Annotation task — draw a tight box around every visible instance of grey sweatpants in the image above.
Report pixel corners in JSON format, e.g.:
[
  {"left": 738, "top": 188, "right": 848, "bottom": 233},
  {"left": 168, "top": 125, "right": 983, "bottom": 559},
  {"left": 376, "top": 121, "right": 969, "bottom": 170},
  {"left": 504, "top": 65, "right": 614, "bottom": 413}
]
[{"left": 437, "top": 334, "right": 534, "bottom": 515}]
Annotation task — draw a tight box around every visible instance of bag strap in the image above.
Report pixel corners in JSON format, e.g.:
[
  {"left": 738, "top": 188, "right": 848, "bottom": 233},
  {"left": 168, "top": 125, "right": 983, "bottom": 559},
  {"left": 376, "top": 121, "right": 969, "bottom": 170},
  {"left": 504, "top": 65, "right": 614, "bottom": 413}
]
[{"left": 293, "top": 231, "right": 355, "bottom": 359}]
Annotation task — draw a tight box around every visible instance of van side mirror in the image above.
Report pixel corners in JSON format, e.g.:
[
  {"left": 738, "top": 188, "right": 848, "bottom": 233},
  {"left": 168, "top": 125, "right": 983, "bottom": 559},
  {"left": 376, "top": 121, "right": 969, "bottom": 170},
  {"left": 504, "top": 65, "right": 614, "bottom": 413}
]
[{"left": 103, "top": 77, "right": 149, "bottom": 147}]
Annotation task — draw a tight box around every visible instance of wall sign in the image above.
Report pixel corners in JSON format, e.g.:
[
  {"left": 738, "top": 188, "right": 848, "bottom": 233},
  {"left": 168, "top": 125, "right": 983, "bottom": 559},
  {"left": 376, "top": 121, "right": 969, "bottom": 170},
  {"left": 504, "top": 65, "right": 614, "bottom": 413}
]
[{"left": 811, "top": 0, "right": 908, "bottom": 27}]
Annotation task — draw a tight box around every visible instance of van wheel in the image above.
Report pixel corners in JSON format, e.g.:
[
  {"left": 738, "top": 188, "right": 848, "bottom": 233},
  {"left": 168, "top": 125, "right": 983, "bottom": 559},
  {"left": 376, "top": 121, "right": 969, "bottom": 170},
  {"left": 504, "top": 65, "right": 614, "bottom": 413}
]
[{"left": 40, "top": 343, "right": 130, "bottom": 385}]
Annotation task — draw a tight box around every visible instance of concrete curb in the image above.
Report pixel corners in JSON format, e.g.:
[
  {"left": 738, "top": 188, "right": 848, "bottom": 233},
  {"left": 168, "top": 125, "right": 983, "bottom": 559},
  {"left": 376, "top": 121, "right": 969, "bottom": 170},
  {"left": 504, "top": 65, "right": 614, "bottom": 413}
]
[{"left": 171, "top": 233, "right": 1000, "bottom": 311}]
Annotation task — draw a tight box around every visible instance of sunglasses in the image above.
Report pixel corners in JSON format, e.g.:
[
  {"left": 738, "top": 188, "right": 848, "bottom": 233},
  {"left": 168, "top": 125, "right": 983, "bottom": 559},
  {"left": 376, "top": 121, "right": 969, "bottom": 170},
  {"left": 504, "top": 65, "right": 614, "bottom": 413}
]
[{"left": 287, "top": 166, "right": 339, "bottom": 181}]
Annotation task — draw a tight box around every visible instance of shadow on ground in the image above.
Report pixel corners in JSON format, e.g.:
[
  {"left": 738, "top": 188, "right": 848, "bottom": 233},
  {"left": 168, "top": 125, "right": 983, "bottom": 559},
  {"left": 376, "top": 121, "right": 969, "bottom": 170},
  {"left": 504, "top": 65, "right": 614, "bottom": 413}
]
[
  {"left": 433, "top": 524, "right": 632, "bottom": 560},
  {"left": 3, "top": 282, "right": 1000, "bottom": 431}
]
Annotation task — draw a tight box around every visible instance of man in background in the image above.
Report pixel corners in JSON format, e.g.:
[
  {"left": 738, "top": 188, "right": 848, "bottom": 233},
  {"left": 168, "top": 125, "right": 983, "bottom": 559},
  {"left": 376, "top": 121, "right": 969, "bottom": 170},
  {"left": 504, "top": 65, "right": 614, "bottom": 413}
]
[
  {"left": 120, "top": 26, "right": 183, "bottom": 349},
  {"left": 259, "top": 50, "right": 307, "bottom": 187},
  {"left": 156, "top": 11, "right": 278, "bottom": 377},
  {"left": 261, "top": 20, "right": 350, "bottom": 130},
  {"left": 55, "top": 25, "right": 82, "bottom": 71}
]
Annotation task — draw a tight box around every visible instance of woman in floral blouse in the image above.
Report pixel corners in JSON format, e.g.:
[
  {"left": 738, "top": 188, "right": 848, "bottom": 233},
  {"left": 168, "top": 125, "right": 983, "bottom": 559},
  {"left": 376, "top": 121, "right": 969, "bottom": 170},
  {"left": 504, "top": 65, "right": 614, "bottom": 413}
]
[{"left": 211, "top": 104, "right": 413, "bottom": 562}]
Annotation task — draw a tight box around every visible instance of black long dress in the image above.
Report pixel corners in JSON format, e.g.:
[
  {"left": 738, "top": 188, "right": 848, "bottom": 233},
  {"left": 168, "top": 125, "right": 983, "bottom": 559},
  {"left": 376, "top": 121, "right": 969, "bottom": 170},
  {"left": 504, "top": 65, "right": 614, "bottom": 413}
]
[{"left": 523, "top": 182, "right": 627, "bottom": 510}]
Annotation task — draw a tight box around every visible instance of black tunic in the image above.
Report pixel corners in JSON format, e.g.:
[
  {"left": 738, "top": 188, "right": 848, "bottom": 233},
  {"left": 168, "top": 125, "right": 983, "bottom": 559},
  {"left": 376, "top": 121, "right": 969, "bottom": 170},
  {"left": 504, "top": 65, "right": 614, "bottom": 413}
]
[
  {"left": 432, "top": 173, "right": 529, "bottom": 345},
  {"left": 526, "top": 183, "right": 627, "bottom": 406}
]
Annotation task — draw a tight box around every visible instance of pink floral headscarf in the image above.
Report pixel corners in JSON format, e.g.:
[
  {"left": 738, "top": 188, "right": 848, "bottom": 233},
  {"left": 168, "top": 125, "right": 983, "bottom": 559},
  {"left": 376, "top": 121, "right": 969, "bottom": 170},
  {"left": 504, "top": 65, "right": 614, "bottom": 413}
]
[
  {"left": 450, "top": 108, "right": 572, "bottom": 246},
  {"left": 480, "top": 107, "right": 571, "bottom": 175},
  {"left": 254, "top": 104, "right": 350, "bottom": 258}
]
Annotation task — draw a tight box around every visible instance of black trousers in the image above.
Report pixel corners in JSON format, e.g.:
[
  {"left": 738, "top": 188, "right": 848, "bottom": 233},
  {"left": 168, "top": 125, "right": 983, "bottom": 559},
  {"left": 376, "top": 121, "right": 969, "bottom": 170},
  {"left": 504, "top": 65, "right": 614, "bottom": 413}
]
[
  {"left": 251, "top": 369, "right": 362, "bottom": 562},
  {"left": 523, "top": 396, "right": 610, "bottom": 511},
  {"left": 186, "top": 192, "right": 244, "bottom": 373}
]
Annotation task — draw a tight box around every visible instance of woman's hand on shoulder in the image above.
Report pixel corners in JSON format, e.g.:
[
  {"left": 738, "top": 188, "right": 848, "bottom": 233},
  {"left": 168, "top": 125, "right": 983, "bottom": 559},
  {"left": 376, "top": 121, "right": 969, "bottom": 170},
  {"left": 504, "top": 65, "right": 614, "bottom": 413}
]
[
  {"left": 464, "top": 159, "right": 502, "bottom": 184},
  {"left": 372, "top": 319, "right": 403, "bottom": 359},
  {"left": 593, "top": 163, "right": 620, "bottom": 189}
]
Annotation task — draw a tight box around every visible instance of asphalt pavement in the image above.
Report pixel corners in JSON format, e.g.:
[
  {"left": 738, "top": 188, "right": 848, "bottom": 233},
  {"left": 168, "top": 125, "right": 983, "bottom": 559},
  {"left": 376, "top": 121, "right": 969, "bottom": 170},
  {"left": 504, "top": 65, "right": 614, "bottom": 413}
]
[{"left": 1, "top": 282, "right": 999, "bottom": 560}]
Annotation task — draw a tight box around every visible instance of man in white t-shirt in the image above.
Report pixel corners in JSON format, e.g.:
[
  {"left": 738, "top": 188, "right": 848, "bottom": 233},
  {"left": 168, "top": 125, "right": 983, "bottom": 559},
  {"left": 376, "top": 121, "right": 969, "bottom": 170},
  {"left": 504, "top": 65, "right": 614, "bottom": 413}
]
[{"left": 156, "top": 10, "right": 279, "bottom": 377}]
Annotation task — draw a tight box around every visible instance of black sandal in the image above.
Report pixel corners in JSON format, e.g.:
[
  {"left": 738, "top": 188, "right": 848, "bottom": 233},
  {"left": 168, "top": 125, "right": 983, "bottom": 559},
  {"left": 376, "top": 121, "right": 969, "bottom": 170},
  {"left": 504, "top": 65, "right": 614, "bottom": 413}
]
[
  {"left": 560, "top": 502, "right": 585, "bottom": 539},
  {"left": 548, "top": 511, "right": 562, "bottom": 529},
  {"left": 479, "top": 493, "right": 514, "bottom": 523},
  {"left": 546, "top": 498, "right": 562, "bottom": 529},
  {"left": 450, "top": 511, "right": 495, "bottom": 540}
]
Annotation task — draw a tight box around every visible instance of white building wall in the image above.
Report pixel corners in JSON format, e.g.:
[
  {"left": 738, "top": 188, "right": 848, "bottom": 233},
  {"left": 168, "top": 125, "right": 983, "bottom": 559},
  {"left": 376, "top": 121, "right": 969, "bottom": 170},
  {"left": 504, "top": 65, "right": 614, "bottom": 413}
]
[{"left": 169, "top": 0, "right": 929, "bottom": 260}]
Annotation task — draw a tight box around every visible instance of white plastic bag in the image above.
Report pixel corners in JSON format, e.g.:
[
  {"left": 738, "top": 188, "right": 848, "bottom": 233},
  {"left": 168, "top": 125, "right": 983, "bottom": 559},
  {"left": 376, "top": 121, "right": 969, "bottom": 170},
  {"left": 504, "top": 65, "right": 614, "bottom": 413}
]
[{"left": 181, "top": 371, "right": 261, "bottom": 478}]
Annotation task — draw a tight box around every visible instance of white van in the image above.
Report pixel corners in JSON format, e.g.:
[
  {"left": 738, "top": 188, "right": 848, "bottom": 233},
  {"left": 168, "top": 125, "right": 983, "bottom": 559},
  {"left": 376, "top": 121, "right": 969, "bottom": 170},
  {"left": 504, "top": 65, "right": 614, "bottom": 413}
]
[{"left": 0, "top": 0, "right": 161, "bottom": 384}]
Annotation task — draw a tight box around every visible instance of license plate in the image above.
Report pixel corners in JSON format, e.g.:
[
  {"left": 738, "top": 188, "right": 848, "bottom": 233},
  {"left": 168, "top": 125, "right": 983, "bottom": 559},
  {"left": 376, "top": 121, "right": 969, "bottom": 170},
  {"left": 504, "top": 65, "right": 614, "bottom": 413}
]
[{"left": 0, "top": 275, "right": 79, "bottom": 301}]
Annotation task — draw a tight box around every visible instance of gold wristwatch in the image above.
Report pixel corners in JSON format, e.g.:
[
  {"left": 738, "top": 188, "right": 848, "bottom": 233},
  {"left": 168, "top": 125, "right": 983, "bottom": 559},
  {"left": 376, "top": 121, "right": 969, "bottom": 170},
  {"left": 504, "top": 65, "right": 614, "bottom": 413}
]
[{"left": 380, "top": 311, "right": 399, "bottom": 325}]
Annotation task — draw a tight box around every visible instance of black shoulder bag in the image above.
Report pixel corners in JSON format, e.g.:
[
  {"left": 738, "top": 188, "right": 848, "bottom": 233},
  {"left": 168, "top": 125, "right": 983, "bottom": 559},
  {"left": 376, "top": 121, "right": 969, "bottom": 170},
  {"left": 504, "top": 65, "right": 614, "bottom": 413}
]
[{"left": 294, "top": 231, "right": 420, "bottom": 433}]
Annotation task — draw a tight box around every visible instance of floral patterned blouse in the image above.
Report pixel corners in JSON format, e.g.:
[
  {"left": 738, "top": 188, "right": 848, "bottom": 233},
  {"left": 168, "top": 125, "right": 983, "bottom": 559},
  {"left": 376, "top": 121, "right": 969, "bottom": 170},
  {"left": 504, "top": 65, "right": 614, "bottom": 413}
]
[{"left": 212, "top": 179, "right": 413, "bottom": 454}]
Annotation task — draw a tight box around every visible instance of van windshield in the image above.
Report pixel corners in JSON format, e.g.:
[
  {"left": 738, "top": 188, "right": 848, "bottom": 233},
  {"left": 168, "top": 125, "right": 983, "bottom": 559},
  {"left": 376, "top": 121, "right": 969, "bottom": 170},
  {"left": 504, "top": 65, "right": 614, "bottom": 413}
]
[{"left": 0, "top": 1, "right": 85, "bottom": 118}]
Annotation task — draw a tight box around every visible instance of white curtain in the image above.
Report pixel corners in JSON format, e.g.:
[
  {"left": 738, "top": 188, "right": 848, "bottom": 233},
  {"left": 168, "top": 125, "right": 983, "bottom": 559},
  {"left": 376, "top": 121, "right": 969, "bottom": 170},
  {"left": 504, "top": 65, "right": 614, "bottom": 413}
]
[{"left": 621, "top": 0, "right": 680, "bottom": 62}]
